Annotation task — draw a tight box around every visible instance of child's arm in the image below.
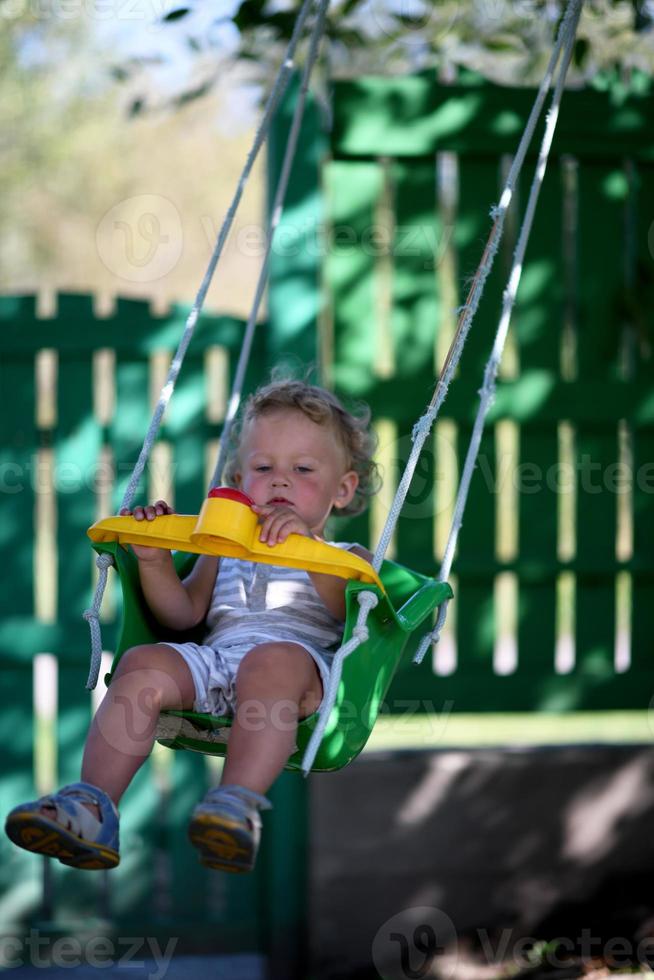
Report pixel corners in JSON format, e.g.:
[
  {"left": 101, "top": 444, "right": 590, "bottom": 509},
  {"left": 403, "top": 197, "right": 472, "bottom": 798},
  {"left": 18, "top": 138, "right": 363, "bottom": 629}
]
[
  {"left": 305, "top": 546, "right": 373, "bottom": 622},
  {"left": 122, "top": 500, "right": 219, "bottom": 631},
  {"left": 253, "top": 504, "right": 373, "bottom": 622}
]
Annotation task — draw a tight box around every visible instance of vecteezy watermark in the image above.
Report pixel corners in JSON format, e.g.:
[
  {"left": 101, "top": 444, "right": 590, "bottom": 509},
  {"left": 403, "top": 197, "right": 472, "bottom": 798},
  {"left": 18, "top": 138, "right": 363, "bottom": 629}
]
[
  {"left": 372, "top": 906, "right": 458, "bottom": 980},
  {"left": 199, "top": 218, "right": 455, "bottom": 270},
  {"left": 96, "top": 194, "right": 183, "bottom": 284},
  {"left": 476, "top": 452, "right": 653, "bottom": 498},
  {"left": 372, "top": 912, "right": 654, "bottom": 979},
  {"left": 2, "top": 448, "right": 653, "bottom": 504},
  {"left": 0, "top": 455, "right": 172, "bottom": 495},
  {"left": 0, "top": 0, "right": 172, "bottom": 24},
  {"left": 0, "top": 931, "right": 177, "bottom": 979},
  {"left": 97, "top": 669, "right": 455, "bottom": 756},
  {"left": 476, "top": 927, "right": 654, "bottom": 972}
]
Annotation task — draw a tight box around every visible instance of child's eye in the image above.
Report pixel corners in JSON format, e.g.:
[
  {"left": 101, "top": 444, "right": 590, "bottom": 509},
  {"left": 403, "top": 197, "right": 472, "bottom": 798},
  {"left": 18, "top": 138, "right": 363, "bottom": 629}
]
[
  {"left": 296, "top": 466, "right": 313, "bottom": 473},
  {"left": 254, "top": 465, "right": 271, "bottom": 472}
]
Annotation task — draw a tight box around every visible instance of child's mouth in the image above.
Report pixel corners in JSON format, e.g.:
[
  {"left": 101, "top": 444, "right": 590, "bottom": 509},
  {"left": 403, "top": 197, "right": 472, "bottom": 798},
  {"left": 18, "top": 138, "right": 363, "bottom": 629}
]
[{"left": 268, "top": 497, "right": 292, "bottom": 506}]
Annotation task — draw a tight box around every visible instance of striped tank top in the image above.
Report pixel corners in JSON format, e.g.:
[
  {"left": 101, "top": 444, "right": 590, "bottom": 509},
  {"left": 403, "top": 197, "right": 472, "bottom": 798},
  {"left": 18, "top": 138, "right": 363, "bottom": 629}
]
[{"left": 203, "top": 549, "right": 352, "bottom": 654}]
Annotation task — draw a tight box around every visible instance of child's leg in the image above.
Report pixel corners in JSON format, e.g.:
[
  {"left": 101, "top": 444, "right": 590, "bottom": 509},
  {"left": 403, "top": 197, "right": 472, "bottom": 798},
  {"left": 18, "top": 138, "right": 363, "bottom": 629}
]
[
  {"left": 220, "top": 641, "right": 322, "bottom": 795},
  {"left": 6, "top": 643, "right": 196, "bottom": 868},
  {"left": 39, "top": 643, "right": 195, "bottom": 821},
  {"left": 81, "top": 643, "right": 196, "bottom": 804}
]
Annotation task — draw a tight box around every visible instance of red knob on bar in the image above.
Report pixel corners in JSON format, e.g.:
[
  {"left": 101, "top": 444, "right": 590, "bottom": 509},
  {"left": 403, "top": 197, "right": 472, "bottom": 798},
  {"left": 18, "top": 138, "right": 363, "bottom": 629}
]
[{"left": 208, "top": 486, "right": 255, "bottom": 507}]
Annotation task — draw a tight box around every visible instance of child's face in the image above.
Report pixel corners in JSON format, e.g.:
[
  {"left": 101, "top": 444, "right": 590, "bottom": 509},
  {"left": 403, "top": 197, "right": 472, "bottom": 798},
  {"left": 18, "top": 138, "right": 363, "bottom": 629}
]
[{"left": 235, "top": 409, "right": 359, "bottom": 535}]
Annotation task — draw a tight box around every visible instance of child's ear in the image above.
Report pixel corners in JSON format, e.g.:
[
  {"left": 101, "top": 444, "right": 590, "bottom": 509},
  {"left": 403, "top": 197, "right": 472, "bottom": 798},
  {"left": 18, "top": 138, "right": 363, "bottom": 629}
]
[
  {"left": 233, "top": 471, "right": 242, "bottom": 487},
  {"left": 333, "top": 470, "right": 359, "bottom": 510}
]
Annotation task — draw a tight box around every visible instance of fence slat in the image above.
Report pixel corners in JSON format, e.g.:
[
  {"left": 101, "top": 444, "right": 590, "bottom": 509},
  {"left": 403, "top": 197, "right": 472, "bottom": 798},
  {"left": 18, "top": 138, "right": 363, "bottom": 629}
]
[
  {"left": 326, "top": 159, "right": 385, "bottom": 398},
  {"left": 514, "top": 160, "right": 565, "bottom": 680},
  {"left": 449, "top": 156, "right": 503, "bottom": 680},
  {"left": 572, "top": 163, "right": 626, "bottom": 689},
  {"left": 0, "top": 356, "right": 35, "bottom": 621}
]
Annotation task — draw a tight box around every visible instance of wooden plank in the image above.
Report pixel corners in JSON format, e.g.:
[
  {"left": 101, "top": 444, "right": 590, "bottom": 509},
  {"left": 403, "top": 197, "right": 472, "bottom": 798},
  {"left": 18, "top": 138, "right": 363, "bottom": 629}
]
[
  {"left": 453, "top": 427, "right": 497, "bottom": 683},
  {"left": 364, "top": 376, "right": 654, "bottom": 426},
  {"left": 389, "top": 159, "right": 440, "bottom": 568},
  {"left": 259, "top": 772, "right": 310, "bottom": 980},
  {"left": 0, "top": 618, "right": 93, "bottom": 664},
  {"left": 425, "top": 666, "right": 654, "bottom": 712},
  {"left": 0, "top": 355, "right": 35, "bottom": 623},
  {"left": 111, "top": 353, "right": 152, "bottom": 510},
  {"left": 629, "top": 159, "right": 654, "bottom": 676},
  {"left": 390, "top": 159, "right": 439, "bottom": 381},
  {"left": 0, "top": 350, "right": 47, "bottom": 914},
  {"left": 514, "top": 159, "right": 565, "bottom": 680},
  {"left": 56, "top": 353, "right": 100, "bottom": 659},
  {"left": 325, "top": 159, "right": 385, "bottom": 549},
  {"left": 576, "top": 164, "right": 628, "bottom": 377},
  {"left": 51, "top": 348, "right": 102, "bottom": 927},
  {"left": 268, "top": 78, "right": 327, "bottom": 370},
  {"left": 326, "top": 159, "right": 385, "bottom": 399},
  {"left": 573, "top": 162, "right": 626, "bottom": 683},
  {"left": 0, "top": 294, "right": 253, "bottom": 355},
  {"left": 167, "top": 352, "right": 209, "bottom": 510},
  {"left": 0, "top": 668, "right": 40, "bottom": 922},
  {"left": 332, "top": 77, "right": 654, "bottom": 161},
  {"left": 103, "top": 351, "right": 159, "bottom": 921},
  {"left": 167, "top": 752, "right": 212, "bottom": 924},
  {"left": 449, "top": 157, "right": 502, "bottom": 684},
  {"left": 631, "top": 428, "right": 654, "bottom": 675},
  {"left": 629, "top": 162, "right": 654, "bottom": 386}
]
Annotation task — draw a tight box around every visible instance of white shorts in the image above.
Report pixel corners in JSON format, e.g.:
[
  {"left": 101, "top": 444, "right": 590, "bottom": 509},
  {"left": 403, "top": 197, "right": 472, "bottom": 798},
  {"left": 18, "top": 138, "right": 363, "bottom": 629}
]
[{"left": 162, "top": 638, "right": 333, "bottom": 716}]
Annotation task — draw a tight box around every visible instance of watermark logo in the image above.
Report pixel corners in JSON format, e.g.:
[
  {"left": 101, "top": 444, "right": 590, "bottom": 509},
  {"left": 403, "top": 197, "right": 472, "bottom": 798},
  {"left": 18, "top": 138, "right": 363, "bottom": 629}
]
[
  {"left": 96, "top": 194, "right": 183, "bottom": 283},
  {"left": 372, "top": 906, "right": 458, "bottom": 980},
  {"left": 1, "top": 0, "right": 172, "bottom": 25},
  {"left": 0, "top": 931, "right": 177, "bottom": 978}
]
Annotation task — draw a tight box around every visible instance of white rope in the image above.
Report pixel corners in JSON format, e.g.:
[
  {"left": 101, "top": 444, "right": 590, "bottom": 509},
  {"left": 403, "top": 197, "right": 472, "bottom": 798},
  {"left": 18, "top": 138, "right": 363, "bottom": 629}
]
[
  {"left": 370, "top": 0, "right": 577, "bottom": 576},
  {"left": 211, "top": 0, "right": 331, "bottom": 487},
  {"left": 414, "top": 0, "right": 583, "bottom": 666},
  {"left": 84, "top": 0, "right": 321, "bottom": 691},
  {"left": 301, "top": 589, "right": 379, "bottom": 775},
  {"left": 83, "top": 552, "right": 114, "bottom": 690}
]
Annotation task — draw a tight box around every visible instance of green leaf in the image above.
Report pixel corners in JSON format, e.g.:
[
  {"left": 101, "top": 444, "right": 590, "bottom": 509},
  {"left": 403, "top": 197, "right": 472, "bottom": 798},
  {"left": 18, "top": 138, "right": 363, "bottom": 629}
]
[
  {"left": 573, "top": 37, "right": 590, "bottom": 69},
  {"left": 161, "top": 7, "right": 191, "bottom": 23},
  {"left": 172, "top": 78, "right": 215, "bottom": 107},
  {"left": 340, "top": 0, "right": 364, "bottom": 16},
  {"left": 109, "top": 65, "right": 130, "bottom": 82},
  {"left": 233, "top": 0, "right": 268, "bottom": 33}
]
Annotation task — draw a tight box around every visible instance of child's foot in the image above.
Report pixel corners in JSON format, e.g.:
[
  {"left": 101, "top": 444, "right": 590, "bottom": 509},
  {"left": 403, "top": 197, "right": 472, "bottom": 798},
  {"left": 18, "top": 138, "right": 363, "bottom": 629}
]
[
  {"left": 5, "top": 782, "right": 120, "bottom": 870},
  {"left": 188, "top": 785, "right": 272, "bottom": 873}
]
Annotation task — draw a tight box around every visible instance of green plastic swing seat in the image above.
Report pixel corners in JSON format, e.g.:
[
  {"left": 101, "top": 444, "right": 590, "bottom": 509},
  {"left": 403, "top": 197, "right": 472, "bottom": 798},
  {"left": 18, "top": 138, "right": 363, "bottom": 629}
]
[{"left": 92, "top": 540, "right": 452, "bottom": 773}]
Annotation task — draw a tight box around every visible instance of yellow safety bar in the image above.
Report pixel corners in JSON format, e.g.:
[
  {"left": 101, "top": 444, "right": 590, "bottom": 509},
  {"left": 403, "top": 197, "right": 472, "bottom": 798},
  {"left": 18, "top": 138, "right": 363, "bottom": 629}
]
[{"left": 87, "top": 490, "right": 384, "bottom": 591}]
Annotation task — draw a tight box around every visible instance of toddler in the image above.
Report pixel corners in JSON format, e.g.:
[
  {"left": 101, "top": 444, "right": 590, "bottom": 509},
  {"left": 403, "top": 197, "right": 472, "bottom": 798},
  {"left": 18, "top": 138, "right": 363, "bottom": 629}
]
[{"left": 6, "top": 380, "right": 379, "bottom": 874}]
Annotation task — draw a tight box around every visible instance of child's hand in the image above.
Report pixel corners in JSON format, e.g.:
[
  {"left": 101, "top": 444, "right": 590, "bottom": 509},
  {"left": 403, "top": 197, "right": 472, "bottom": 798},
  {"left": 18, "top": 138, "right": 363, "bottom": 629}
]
[
  {"left": 252, "top": 504, "right": 313, "bottom": 547},
  {"left": 119, "top": 499, "right": 174, "bottom": 562}
]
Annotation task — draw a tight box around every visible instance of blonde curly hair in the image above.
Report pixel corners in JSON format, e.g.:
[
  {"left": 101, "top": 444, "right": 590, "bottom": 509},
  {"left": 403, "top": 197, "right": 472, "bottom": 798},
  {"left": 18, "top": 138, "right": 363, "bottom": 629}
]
[{"left": 224, "top": 379, "right": 381, "bottom": 517}]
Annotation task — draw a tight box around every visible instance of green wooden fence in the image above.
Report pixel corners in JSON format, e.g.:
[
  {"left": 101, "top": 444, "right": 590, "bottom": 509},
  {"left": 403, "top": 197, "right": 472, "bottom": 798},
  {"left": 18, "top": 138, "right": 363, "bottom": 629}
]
[
  {"left": 269, "top": 73, "right": 654, "bottom": 715},
  {"left": 1, "top": 71, "right": 654, "bottom": 968},
  {"left": 0, "top": 294, "right": 308, "bottom": 974}
]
